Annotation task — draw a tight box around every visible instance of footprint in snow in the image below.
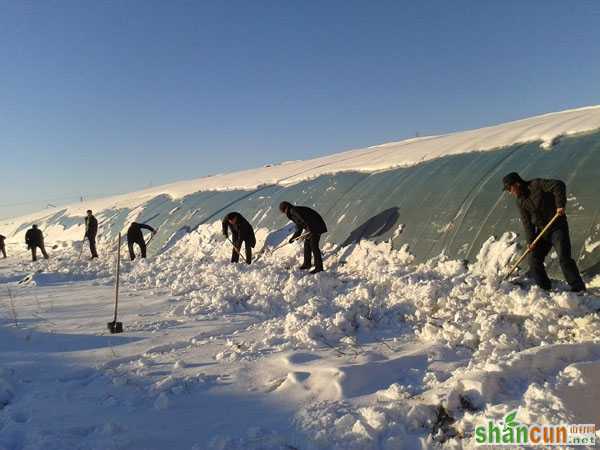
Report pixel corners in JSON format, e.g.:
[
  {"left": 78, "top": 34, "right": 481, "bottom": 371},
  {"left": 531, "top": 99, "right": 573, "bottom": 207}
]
[{"left": 10, "top": 411, "right": 30, "bottom": 424}]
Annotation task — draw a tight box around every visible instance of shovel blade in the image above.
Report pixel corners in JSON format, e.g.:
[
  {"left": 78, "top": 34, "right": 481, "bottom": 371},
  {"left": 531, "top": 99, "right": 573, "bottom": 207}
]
[{"left": 107, "top": 321, "right": 123, "bottom": 334}]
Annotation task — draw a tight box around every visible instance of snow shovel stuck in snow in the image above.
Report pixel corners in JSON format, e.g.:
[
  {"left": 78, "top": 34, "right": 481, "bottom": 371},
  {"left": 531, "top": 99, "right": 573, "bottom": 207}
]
[
  {"left": 108, "top": 232, "right": 123, "bottom": 334},
  {"left": 503, "top": 212, "right": 561, "bottom": 281}
]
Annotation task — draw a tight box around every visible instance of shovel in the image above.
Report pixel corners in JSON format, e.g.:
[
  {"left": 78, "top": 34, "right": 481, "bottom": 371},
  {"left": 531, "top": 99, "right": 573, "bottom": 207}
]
[
  {"left": 226, "top": 236, "right": 244, "bottom": 257},
  {"left": 107, "top": 232, "right": 123, "bottom": 334},
  {"left": 78, "top": 236, "right": 87, "bottom": 260},
  {"left": 146, "top": 230, "right": 158, "bottom": 247},
  {"left": 503, "top": 212, "right": 561, "bottom": 281},
  {"left": 254, "top": 232, "right": 311, "bottom": 262}
]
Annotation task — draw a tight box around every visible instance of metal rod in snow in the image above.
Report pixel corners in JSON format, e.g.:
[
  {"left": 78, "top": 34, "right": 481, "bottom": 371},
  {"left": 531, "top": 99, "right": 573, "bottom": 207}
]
[
  {"left": 113, "top": 232, "right": 121, "bottom": 323},
  {"left": 78, "top": 236, "right": 87, "bottom": 260}
]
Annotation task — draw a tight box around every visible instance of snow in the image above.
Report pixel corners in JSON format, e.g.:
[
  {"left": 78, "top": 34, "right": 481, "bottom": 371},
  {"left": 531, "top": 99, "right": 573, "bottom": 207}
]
[
  {"left": 3, "top": 105, "right": 600, "bottom": 230},
  {"left": 1, "top": 220, "right": 599, "bottom": 449},
  {"left": 584, "top": 237, "right": 600, "bottom": 253},
  {"left": 2, "top": 105, "right": 600, "bottom": 448}
]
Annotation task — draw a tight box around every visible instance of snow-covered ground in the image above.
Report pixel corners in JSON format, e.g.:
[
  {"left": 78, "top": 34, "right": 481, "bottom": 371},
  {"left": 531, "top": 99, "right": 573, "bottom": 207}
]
[{"left": 2, "top": 222, "right": 600, "bottom": 449}]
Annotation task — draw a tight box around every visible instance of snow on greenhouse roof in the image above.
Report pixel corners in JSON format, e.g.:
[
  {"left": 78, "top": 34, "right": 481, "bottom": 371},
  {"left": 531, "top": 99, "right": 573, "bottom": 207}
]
[{"left": 4, "top": 104, "right": 600, "bottom": 223}]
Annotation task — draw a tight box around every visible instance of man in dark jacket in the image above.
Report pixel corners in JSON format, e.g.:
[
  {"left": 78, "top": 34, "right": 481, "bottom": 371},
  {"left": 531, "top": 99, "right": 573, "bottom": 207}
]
[
  {"left": 222, "top": 212, "right": 256, "bottom": 264},
  {"left": 279, "top": 201, "right": 328, "bottom": 273},
  {"left": 0, "top": 234, "right": 6, "bottom": 258},
  {"left": 503, "top": 172, "right": 585, "bottom": 292},
  {"left": 25, "top": 225, "right": 49, "bottom": 262},
  {"left": 127, "top": 222, "right": 156, "bottom": 261},
  {"left": 84, "top": 210, "right": 99, "bottom": 259}
]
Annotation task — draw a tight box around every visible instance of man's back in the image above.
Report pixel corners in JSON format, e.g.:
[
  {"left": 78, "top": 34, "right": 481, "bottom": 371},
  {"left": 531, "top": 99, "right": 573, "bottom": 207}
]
[
  {"left": 517, "top": 178, "right": 566, "bottom": 229},
  {"left": 26, "top": 228, "right": 43, "bottom": 245},
  {"left": 288, "top": 206, "right": 328, "bottom": 234},
  {"left": 127, "top": 222, "right": 154, "bottom": 241},
  {"left": 86, "top": 215, "right": 98, "bottom": 235}
]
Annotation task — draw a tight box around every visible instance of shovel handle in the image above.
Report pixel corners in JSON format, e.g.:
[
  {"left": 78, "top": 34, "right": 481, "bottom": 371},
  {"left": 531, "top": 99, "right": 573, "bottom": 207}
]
[
  {"left": 113, "top": 233, "right": 121, "bottom": 323},
  {"left": 226, "top": 237, "right": 244, "bottom": 256},
  {"left": 504, "top": 212, "right": 562, "bottom": 281},
  {"left": 254, "top": 231, "right": 311, "bottom": 262}
]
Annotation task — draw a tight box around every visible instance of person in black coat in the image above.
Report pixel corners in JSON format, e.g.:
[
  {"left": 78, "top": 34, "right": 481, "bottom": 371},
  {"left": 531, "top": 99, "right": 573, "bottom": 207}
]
[
  {"left": 503, "top": 172, "right": 585, "bottom": 292},
  {"left": 279, "top": 201, "right": 328, "bottom": 273},
  {"left": 25, "top": 224, "right": 49, "bottom": 261},
  {"left": 0, "top": 234, "right": 6, "bottom": 258},
  {"left": 127, "top": 222, "right": 156, "bottom": 261},
  {"left": 222, "top": 212, "right": 256, "bottom": 264},
  {"left": 84, "top": 210, "right": 99, "bottom": 259}
]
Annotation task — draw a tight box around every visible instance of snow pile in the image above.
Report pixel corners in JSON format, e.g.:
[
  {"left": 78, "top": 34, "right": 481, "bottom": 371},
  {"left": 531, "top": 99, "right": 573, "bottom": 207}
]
[
  {"left": 468, "top": 232, "right": 519, "bottom": 278},
  {"left": 4, "top": 220, "right": 600, "bottom": 449},
  {"left": 119, "top": 224, "right": 600, "bottom": 448},
  {"left": 3, "top": 240, "right": 117, "bottom": 286},
  {"left": 112, "top": 223, "right": 600, "bottom": 367}
]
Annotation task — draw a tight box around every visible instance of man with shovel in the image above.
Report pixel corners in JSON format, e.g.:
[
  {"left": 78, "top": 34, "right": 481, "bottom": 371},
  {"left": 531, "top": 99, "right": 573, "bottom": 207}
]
[
  {"left": 126, "top": 222, "right": 156, "bottom": 261},
  {"left": 279, "top": 201, "right": 327, "bottom": 274},
  {"left": 222, "top": 212, "right": 256, "bottom": 264},
  {"left": 503, "top": 172, "right": 585, "bottom": 292}
]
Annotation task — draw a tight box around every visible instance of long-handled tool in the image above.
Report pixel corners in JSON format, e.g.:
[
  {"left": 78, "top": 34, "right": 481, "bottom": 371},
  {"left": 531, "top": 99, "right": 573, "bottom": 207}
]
[
  {"left": 254, "top": 232, "right": 311, "bottom": 262},
  {"left": 78, "top": 236, "right": 87, "bottom": 260},
  {"left": 107, "top": 232, "right": 123, "bottom": 334},
  {"left": 503, "top": 212, "right": 562, "bottom": 281},
  {"left": 226, "top": 236, "right": 244, "bottom": 257},
  {"left": 145, "top": 229, "right": 158, "bottom": 247}
]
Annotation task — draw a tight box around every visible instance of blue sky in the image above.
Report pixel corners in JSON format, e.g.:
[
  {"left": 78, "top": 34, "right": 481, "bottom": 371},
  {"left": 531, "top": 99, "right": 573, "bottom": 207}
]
[{"left": 1, "top": 0, "right": 599, "bottom": 218}]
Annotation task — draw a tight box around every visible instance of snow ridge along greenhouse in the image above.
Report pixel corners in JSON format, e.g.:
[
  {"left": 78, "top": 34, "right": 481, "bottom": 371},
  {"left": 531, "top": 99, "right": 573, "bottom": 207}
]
[{"left": 2, "top": 108, "right": 600, "bottom": 277}]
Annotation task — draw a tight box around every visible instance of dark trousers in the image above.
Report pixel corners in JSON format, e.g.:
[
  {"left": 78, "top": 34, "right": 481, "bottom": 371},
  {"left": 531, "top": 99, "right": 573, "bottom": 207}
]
[
  {"left": 528, "top": 225, "right": 585, "bottom": 291},
  {"left": 128, "top": 239, "right": 146, "bottom": 261},
  {"left": 0, "top": 245, "right": 5, "bottom": 258},
  {"left": 303, "top": 234, "right": 323, "bottom": 270},
  {"left": 31, "top": 244, "right": 49, "bottom": 261},
  {"left": 231, "top": 236, "right": 252, "bottom": 264},
  {"left": 87, "top": 234, "right": 98, "bottom": 258}
]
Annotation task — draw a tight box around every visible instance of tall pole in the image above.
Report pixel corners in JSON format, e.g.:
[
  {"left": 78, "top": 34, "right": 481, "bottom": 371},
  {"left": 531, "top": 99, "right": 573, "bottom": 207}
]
[{"left": 113, "top": 232, "right": 121, "bottom": 323}]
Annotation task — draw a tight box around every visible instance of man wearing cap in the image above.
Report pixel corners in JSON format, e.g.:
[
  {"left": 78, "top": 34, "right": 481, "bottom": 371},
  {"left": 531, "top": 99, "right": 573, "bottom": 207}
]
[
  {"left": 279, "top": 201, "right": 327, "bottom": 274},
  {"left": 502, "top": 172, "right": 585, "bottom": 292}
]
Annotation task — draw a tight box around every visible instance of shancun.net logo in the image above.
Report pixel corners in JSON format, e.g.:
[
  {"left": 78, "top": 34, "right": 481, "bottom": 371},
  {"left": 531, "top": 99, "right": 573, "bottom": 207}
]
[{"left": 474, "top": 410, "right": 596, "bottom": 446}]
